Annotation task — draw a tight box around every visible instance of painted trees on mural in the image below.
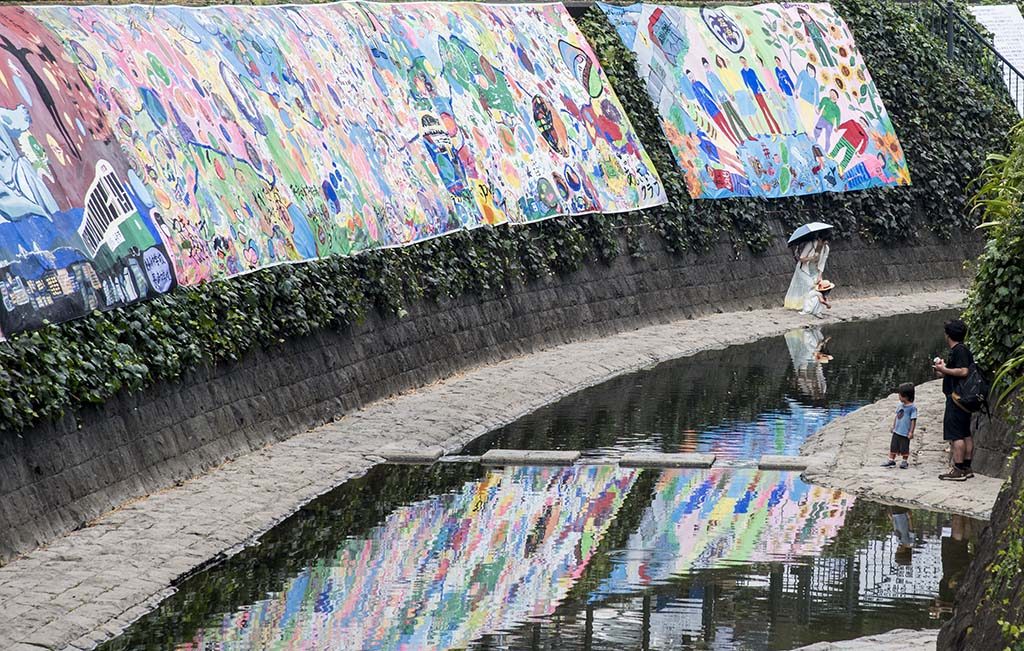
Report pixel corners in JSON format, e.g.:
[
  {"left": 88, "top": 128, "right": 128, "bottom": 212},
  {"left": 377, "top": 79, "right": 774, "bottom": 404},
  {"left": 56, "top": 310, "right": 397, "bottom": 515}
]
[
  {"left": 0, "top": 8, "right": 175, "bottom": 337},
  {"left": 28, "top": 2, "right": 664, "bottom": 290},
  {"left": 601, "top": 2, "right": 910, "bottom": 199}
]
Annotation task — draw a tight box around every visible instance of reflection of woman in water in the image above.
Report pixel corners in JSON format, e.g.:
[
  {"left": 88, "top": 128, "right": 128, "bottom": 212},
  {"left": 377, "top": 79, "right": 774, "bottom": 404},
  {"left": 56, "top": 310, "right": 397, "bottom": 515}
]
[
  {"left": 784, "top": 326, "right": 831, "bottom": 399},
  {"left": 784, "top": 236, "right": 829, "bottom": 310}
]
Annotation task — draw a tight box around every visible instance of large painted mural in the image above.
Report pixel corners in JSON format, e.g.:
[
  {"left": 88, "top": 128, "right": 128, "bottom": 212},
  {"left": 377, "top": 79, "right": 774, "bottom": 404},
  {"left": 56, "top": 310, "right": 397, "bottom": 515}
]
[
  {"left": 0, "top": 3, "right": 664, "bottom": 338},
  {"left": 601, "top": 2, "right": 910, "bottom": 199},
  {"left": 0, "top": 9, "right": 176, "bottom": 337}
]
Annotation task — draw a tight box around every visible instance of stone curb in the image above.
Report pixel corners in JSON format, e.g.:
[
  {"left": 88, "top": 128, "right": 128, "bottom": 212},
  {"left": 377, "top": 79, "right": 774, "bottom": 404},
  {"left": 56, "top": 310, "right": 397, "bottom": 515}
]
[{"left": 619, "top": 452, "right": 717, "bottom": 468}]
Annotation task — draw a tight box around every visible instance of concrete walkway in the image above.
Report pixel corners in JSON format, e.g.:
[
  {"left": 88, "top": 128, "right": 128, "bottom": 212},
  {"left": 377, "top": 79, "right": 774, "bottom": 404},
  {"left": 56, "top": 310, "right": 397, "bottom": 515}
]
[
  {"left": 793, "top": 629, "right": 938, "bottom": 650},
  {"left": 801, "top": 380, "right": 1005, "bottom": 520},
  {"left": 0, "top": 289, "right": 965, "bottom": 651}
]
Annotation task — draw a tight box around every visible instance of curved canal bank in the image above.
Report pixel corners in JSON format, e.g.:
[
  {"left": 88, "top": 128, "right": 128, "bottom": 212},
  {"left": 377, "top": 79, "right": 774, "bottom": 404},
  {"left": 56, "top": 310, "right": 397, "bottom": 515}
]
[
  {"left": 0, "top": 289, "right": 968, "bottom": 650},
  {"left": 801, "top": 380, "right": 1005, "bottom": 520},
  {"left": 1, "top": 229, "right": 979, "bottom": 567}
]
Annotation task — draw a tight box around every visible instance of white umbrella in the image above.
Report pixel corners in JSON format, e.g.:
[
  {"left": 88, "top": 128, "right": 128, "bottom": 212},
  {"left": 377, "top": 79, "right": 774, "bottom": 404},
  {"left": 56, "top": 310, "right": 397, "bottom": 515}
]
[{"left": 787, "top": 222, "right": 833, "bottom": 246}]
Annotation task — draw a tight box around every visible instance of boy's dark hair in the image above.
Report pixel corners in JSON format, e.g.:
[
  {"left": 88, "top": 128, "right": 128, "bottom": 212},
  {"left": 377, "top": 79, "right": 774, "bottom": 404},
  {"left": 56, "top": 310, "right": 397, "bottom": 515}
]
[
  {"left": 898, "top": 382, "right": 915, "bottom": 402},
  {"left": 944, "top": 319, "right": 968, "bottom": 343}
]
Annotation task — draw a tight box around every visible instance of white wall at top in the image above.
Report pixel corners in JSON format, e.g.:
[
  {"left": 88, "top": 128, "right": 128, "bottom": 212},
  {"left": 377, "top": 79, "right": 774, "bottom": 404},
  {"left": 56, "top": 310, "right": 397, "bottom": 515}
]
[{"left": 968, "top": 4, "right": 1024, "bottom": 116}]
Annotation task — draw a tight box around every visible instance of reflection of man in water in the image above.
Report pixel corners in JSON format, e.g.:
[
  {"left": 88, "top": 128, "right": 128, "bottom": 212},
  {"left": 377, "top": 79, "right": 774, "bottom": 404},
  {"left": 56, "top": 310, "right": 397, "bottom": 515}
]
[
  {"left": 784, "top": 326, "right": 832, "bottom": 399},
  {"left": 891, "top": 506, "right": 914, "bottom": 565},
  {"left": 936, "top": 514, "right": 971, "bottom": 613},
  {"left": 0, "top": 104, "right": 58, "bottom": 219}
]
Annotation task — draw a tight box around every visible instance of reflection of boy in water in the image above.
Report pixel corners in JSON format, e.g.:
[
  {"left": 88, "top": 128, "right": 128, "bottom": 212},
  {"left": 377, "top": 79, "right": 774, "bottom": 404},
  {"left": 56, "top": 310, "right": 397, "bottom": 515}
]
[
  {"left": 891, "top": 506, "right": 914, "bottom": 565},
  {"left": 0, "top": 104, "right": 58, "bottom": 219}
]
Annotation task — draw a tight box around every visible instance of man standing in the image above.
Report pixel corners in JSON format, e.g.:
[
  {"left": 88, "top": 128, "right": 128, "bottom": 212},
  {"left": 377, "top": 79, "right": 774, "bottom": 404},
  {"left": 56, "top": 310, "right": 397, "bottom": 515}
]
[{"left": 934, "top": 319, "right": 974, "bottom": 481}]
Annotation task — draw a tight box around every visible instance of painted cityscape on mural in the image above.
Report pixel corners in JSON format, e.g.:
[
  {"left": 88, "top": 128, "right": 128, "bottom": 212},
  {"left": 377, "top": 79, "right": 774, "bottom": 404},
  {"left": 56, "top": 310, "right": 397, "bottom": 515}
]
[
  {"left": 0, "top": 8, "right": 177, "bottom": 338},
  {"left": 601, "top": 2, "right": 910, "bottom": 199},
  {"left": 0, "top": 2, "right": 664, "bottom": 337}
]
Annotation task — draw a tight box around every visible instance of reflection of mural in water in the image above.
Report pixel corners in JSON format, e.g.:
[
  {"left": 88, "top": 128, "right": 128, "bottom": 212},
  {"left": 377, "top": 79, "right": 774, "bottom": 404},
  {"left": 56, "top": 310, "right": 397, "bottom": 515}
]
[
  {"left": 28, "top": 1, "right": 663, "bottom": 293},
  {"left": 677, "top": 398, "right": 856, "bottom": 459},
  {"left": 0, "top": 8, "right": 176, "bottom": 338},
  {"left": 179, "top": 465, "right": 636, "bottom": 651},
  {"left": 601, "top": 2, "right": 910, "bottom": 199},
  {"left": 593, "top": 469, "right": 853, "bottom": 597}
]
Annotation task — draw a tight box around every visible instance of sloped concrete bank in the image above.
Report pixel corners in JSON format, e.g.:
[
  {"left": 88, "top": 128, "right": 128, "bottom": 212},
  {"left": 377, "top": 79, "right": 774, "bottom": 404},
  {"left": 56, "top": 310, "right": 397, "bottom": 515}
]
[
  {"left": 0, "top": 290, "right": 968, "bottom": 650},
  {"left": 800, "top": 380, "right": 1005, "bottom": 520},
  {"left": 0, "top": 229, "right": 979, "bottom": 565}
]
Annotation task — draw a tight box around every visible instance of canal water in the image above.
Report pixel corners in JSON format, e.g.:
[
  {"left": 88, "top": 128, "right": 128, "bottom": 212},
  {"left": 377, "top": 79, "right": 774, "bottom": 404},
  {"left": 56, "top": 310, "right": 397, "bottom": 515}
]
[{"left": 102, "top": 311, "right": 978, "bottom": 651}]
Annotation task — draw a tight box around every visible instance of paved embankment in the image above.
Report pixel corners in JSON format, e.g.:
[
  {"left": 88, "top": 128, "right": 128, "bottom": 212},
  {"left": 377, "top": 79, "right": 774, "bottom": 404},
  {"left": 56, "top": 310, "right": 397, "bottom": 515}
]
[
  {"left": 0, "top": 290, "right": 965, "bottom": 651},
  {"left": 793, "top": 629, "right": 939, "bottom": 650},
  {"left": 801, "top": 380, "right": 1005, "bottom": 520}
]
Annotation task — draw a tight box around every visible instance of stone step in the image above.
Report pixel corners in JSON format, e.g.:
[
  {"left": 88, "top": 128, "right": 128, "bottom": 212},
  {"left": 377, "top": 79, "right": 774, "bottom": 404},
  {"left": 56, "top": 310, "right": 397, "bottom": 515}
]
[
  {"left": 757, "top": 455, "right": 810, "bottom": 470},
  {"left": 378, "top": 445, "right": 445, "bottom": 464},
  {"left": 480, "top": 449, "right": 581, "bottom": 466},
  {"left": 619, "top": 452, "right": 717, "bottom": 469}
]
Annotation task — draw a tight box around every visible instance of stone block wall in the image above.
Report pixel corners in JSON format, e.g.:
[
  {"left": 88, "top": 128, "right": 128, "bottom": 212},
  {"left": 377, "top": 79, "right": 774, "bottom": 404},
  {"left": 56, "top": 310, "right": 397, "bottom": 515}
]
[{"left": 0, "top": 228, "right": 980, "bottom": 563}]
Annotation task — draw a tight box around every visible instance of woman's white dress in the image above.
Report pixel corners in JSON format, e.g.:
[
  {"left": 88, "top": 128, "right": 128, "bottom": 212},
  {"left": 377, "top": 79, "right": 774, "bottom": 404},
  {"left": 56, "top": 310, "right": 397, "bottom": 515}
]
[{"left": 784, "top": 241, "right": 829, "bottom": 310}]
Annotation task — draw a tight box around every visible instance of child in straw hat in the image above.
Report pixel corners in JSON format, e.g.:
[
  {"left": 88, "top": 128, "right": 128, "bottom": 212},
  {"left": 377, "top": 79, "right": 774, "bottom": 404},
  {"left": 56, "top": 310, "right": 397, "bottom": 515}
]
[{"left": 800, "top": 279, "right": 834, "bottom": 318}]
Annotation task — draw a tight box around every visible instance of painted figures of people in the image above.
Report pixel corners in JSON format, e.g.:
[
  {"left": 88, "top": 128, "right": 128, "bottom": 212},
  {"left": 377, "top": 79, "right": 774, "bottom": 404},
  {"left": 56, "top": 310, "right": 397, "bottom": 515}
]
[
  {"left": 739, "top": 56, "right": 781, "bottom": 134},
  {"left": 830, "top": 116, "right": 870, "bottom": 172},
  {"left": 784, "top": 235, "right": 830, "bottom": 310},
  {"left": 814, "top": 89, "right": 841, "bottom": 150},
  {"left": 686, "top": 68, "right": 742, "bottom": 146},
  {"left": 703, "top": 57, "right": 752, "bottom": 141}
]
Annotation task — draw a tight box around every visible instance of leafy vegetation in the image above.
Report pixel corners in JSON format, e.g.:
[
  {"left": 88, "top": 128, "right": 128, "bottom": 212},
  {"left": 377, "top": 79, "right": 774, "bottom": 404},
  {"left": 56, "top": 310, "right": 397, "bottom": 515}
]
[
  {"left": 962, "top": 118, "right": 1024, "bottom": 651},
  {"left": 0, "top": 0, "right": 1015, "bottom": 434}
]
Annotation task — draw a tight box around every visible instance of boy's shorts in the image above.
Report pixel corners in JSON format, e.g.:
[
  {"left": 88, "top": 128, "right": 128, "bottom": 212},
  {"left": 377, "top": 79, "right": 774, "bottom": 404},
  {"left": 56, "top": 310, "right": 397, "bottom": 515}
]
[{"left": 890, "top": 432, "right": 910, "bottom": 456}]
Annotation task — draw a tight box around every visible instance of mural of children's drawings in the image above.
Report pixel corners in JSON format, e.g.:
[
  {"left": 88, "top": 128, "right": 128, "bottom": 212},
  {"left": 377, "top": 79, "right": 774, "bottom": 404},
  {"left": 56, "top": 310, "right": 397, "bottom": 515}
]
[
  {"left": 0, "top": 1, "right": 665, "bottom": 338},
  {"left": 601, "top": 2, "right": 911, "bottom": 199},
  {"left": 0, "top": 8, "right": 176, "bottom": 338}
]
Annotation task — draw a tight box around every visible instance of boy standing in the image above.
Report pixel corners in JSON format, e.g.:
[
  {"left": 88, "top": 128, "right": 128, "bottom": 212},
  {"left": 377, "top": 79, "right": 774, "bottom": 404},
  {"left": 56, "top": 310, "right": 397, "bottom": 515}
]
[{"left": 882, "top": 383, "right": 917, "bottom": 469}]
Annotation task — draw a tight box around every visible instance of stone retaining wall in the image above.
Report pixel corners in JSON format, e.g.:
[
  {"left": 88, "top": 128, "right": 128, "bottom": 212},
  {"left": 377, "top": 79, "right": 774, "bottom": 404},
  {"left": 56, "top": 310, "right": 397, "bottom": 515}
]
[
  {"left": 939, "top": 426, "right": 1023, "bottom": 650},
  {"left": 0, "top": 227, "right": 979, "bottom": 563}
]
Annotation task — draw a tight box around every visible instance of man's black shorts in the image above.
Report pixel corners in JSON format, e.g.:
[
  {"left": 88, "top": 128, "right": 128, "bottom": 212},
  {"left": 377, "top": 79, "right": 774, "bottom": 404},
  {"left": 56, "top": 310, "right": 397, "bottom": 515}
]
[
  {"left": 943, "top": 395, "right": 973, "bottom": 441},
  {"left": 890, "top": 432, "right": 910, "bottom": 456}
]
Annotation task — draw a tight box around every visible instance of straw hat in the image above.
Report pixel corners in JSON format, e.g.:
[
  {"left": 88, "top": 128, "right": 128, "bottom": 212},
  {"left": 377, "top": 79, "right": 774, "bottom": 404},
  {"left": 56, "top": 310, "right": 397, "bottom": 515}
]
[{"left": 816, "top": 279, "right": 835, "bottom": 292}]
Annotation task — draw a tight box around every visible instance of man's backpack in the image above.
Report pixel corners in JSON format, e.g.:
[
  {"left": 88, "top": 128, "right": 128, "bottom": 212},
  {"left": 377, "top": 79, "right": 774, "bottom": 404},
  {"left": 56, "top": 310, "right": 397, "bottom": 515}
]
[{"left": 952, "top": 363, "right": 991, "bottom": 414}]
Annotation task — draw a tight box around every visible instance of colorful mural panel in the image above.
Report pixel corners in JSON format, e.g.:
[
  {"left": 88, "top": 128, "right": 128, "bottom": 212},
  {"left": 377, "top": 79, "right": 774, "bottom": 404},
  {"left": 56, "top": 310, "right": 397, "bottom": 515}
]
[
  {"left": 601, "top": 2, "right": 910, "bottom": 199},
  {"left": 177, "top": 465, "right": 637, "bottom": 651},
  {"left": 0, "top": 7, "right": 176, "bottom": 338},
  {"left": 0, "top": 2, "right": 663, "bottom": 338}
]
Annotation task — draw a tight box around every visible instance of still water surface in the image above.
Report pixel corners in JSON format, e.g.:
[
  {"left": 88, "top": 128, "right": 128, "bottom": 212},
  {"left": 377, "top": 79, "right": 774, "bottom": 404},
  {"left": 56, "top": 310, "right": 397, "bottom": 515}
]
[{"left": 103, "top": 311, "right": 975, "bottom": 650}]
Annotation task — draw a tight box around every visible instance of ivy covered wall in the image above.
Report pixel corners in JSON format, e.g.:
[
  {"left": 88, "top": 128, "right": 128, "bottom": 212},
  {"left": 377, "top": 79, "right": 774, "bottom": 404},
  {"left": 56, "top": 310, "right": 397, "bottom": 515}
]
[
  {"left": 943, "top": 121, "right": 1024, "bottom": 651},
  {"left": 0, "top": 0, "right": 1015, "bottom": 435}
]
